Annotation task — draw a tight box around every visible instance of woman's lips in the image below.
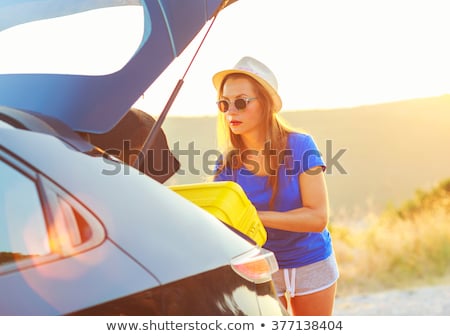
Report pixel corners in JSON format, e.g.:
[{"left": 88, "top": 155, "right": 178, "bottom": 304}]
[{"left": 229, "top": 120, "right": 242, "bottom": 127}]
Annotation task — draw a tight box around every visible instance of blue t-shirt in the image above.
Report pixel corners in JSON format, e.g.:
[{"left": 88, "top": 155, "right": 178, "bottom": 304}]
[{"left": 214, "top": 132, "right": 333, "bottom": 268}]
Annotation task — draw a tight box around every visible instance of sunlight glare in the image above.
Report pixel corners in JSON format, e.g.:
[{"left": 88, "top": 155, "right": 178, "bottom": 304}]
[{"left": 135, "top": 0, "right": 450, "bottom": 116}]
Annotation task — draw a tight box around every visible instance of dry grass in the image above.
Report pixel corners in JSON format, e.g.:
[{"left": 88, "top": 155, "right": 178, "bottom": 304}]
[{"left": 332, "top": 179, "right": 450, "bottom": 297}]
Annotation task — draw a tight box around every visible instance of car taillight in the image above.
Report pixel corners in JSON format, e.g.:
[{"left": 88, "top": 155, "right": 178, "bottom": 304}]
[{"left": 231, "top": 247, "right": 279, "bottom": 283}]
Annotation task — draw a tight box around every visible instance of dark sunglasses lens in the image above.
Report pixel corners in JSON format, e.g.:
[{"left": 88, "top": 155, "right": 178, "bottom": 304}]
[
  {"left": 217, "top": 100, "right": 229, "bottom": 112},
  {"left": 234, "top": 98, "right": 247, "bottom": 110}
]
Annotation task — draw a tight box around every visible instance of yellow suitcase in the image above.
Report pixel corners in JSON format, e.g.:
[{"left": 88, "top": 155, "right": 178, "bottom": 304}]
[{"left": 169, "top": 181, "right": 267, "bottom": 246}]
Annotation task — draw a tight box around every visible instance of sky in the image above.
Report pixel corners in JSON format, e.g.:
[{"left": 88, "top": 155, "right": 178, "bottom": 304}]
[{"left": 133, "top": 0, "right": 450, "bottom": 117}]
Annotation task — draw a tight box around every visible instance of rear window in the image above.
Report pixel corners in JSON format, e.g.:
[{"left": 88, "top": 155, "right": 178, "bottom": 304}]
[{"left": 0, "top": 2, "right": 144, "bottom": 75}]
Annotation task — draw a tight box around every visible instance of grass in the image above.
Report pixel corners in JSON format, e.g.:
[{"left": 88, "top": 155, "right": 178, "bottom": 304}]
[{"left": 331, "top": 178, "right": 450, "bottom": 297}]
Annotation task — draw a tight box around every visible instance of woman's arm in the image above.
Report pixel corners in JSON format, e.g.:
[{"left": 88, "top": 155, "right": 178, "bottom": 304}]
[{"left": 257, "top": 166, "right": 329, "bottom": 233}]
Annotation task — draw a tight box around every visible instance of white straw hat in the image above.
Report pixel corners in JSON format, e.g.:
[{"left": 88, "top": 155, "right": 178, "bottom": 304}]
[{"left": 212, "top": 56, "right": 282, "bottom": 113}]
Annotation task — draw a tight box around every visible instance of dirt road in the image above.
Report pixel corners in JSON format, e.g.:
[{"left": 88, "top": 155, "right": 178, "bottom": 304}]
[
  {"left": 333, "top": 284, "right": 450, "bottom": 315},
  {"left": 334, "top": 285, "right": 450, "bottom": 316}
]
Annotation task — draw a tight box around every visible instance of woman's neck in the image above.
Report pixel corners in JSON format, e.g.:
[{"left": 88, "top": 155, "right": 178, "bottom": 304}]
[{"left": 241, "top": 134, "right": 266, "bottom": 151}]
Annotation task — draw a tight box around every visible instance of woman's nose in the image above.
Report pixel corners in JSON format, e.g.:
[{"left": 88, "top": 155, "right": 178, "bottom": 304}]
[{"left": 226, "top": 102, "right": 239, "bottom": 114}]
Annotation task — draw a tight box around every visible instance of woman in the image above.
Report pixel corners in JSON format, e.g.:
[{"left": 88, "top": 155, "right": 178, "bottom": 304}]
[{"left": 212, "top": 56, "right": 339, "bottom": 315}]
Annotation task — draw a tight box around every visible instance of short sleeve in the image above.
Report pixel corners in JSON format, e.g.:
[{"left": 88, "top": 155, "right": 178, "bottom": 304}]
[{"left": 289, "top": 133, "right": 326, "bottom": 175}]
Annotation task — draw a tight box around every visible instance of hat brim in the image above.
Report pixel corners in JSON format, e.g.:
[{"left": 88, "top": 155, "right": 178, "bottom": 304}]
[{"left": 212, "top": 69, "right": 282, "bottom": 113}]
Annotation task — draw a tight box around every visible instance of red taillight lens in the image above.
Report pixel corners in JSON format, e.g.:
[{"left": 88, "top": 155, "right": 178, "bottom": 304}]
[{"left": 231, "top": 248, "right": 279, "bottom": 283}]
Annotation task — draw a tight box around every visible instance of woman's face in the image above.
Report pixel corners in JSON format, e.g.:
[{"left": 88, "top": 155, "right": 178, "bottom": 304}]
[{"left": 221, "top": 76, "right": 265, "bottom": 142}]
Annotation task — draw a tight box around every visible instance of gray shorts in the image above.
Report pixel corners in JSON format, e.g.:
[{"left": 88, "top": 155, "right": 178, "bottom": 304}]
[{"left": 271, "top": 253, "right": 339, "bottom": 297}]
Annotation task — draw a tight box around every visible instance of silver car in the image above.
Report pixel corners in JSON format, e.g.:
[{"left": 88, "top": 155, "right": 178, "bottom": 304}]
[{"left": 0, "top": 0, "right": 287, "bottom": 316}]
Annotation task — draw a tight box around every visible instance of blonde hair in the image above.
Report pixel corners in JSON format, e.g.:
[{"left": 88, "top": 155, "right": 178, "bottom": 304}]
[{"left": 215, "top": 73, "right": 299, "bottom": 208}]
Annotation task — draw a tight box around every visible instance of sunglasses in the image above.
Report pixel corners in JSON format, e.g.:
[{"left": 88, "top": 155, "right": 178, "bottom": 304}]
[{"left": 216, "top": 97, "right": 257, "bottom": 113}]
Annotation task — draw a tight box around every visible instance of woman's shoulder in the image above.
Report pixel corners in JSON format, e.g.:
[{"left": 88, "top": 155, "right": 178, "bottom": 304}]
[
  {"left": 287, "top": 131, "right": 311, "bottom": 139},
  {"left": 287, "top": 131, "right": 315, "bottom": 147},
  {"left": 285, "top": 131, "right": 325, "bottom": 172}
]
